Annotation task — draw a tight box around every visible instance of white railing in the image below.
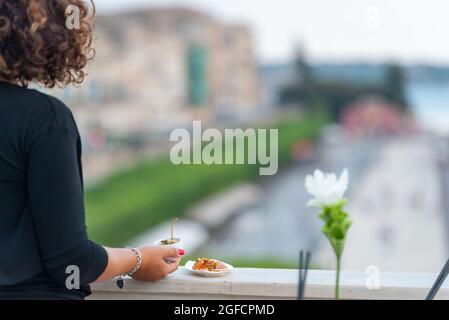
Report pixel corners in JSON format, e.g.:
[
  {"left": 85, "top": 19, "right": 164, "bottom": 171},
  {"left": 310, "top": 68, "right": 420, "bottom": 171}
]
[{"left": 89, "top": 267, "right": 449, "bottom": 300}]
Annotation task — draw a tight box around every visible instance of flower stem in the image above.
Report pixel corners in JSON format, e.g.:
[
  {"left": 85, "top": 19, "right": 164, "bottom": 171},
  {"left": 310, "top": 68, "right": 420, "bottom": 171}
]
[{"left": 335, "top": 255, "right": 341, "bottom": 300}]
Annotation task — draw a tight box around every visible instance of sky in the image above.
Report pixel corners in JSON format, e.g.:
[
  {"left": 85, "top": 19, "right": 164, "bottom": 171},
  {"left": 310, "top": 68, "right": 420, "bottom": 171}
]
[{"left": 95, "top": 0, "right": 449, "bottom": 65}]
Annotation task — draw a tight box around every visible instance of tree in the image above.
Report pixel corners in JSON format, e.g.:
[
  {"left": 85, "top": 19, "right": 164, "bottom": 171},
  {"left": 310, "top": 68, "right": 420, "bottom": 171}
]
[{"left": 384, "top": 64, "right": 409, "bottom": 113}]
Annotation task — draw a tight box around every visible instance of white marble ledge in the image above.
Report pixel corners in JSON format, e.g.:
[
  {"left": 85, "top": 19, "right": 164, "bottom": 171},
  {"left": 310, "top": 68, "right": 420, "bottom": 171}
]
[{"left": 89, "top": 267, "right": 449, "bottom": 300}]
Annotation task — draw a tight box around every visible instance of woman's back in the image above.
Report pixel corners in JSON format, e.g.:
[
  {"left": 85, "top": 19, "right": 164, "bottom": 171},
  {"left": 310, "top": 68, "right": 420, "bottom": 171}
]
[
  {"left": 0, "top": 83, "right": 52, "bottom": 285},
  {"left": 0, "top": 82, "right": 106, "bottom": 299}
]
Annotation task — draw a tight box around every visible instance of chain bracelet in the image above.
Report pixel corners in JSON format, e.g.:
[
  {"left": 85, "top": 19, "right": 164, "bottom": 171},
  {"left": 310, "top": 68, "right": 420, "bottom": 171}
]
[
  {"left": 116, "top": 247, "right": 142, "bottom": 289},
  {"left": 125, "top": 247, "right": 142, "bottom": 277}
]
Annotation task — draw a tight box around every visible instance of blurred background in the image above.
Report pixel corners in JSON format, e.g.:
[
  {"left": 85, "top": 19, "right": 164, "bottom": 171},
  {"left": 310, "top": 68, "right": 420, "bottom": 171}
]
[{"left": 50, "top": 0, "right": 449, "bottom": 272}]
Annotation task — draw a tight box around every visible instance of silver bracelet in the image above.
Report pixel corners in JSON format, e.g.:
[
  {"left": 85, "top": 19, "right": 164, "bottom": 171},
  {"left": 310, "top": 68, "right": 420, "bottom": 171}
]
[
  {"left": 116, "top": 247, "right": 142, "bottom": 289},
  {"left": 125, "top": 247, "right": 142, "bottom": 276}
]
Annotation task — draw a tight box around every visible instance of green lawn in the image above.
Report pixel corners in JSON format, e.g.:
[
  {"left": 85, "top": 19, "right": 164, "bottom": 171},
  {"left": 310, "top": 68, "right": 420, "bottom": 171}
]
[{"left": 85, "top": 111, "right": 328, "bottom": 247}]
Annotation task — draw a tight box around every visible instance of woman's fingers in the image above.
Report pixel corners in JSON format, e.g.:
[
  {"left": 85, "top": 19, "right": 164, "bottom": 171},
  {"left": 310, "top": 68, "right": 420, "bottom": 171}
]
[
  {"left": 165, "top": 259, "right": 181, "bottom": 275},
  {"left": 161, "top": 247, "right": 183, "bottom": 259},
  {"left": 159, "top": 247, "right": 183, "bottom": 275}
]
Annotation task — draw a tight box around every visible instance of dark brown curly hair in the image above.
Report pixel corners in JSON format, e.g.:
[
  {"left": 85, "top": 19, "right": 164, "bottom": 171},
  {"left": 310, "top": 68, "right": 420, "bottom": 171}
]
[{"left": 0, "top": 0, "right": 95, "bottom": 88}]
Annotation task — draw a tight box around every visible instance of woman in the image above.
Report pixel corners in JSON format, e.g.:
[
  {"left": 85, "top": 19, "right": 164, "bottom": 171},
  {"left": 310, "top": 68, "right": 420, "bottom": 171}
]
[{"left": 0, "top": 0, "right": 183, "bottom": 299}]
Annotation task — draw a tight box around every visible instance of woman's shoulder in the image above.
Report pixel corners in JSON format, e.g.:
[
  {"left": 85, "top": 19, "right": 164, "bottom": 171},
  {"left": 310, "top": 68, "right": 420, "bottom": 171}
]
[
  {"left": 0, "top": 84, "right": 79, "bottom": 159},
  {"left": 0, "top": 84, "right": 72, "bottom": 119},
  {"left": 9, "top": 88, "right": 79, "bottom": 141},
  {"left": 28, "top": 89, "right": 76, "bottom": 127},
  {"left": 5, "top": 87, "right": 79, "bottom": 149}
]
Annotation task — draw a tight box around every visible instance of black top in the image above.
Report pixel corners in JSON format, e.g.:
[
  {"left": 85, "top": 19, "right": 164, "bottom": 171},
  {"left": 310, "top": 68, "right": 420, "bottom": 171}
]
[{"left": 0, "top": 82, "right": 108, "bottom": 299}]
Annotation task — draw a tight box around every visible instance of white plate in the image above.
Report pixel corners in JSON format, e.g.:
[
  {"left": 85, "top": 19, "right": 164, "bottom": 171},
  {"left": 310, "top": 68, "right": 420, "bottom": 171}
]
[{"left": 185, "top": 260, "right": 234, "bottom": 277}]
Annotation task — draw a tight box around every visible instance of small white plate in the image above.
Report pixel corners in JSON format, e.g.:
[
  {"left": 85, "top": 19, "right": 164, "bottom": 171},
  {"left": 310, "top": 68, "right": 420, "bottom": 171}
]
[{"left": 185, "top": 260, "right": 234, "bottom": 277}]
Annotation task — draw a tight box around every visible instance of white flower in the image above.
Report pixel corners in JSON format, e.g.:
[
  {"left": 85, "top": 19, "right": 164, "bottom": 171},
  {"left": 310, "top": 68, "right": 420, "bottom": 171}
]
[{"left": 305, "top": 169, "right": 349, "bottom": 208}]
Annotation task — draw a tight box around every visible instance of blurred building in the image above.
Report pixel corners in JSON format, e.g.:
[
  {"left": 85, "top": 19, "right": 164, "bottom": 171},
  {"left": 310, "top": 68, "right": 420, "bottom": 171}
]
[{"left": 52, "top": 8, "right": 259, "bottom": 135}]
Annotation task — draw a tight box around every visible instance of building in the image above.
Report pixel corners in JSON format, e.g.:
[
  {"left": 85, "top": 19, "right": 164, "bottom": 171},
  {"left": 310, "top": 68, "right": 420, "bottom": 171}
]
[{"left": 51, "top": 8, "right": 259, "bottom": 136}]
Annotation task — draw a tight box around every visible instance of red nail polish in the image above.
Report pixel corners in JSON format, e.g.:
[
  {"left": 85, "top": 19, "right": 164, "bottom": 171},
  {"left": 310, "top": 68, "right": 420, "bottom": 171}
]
[{"left": 179, "top": 249, "right": 185, "bottom": 256}]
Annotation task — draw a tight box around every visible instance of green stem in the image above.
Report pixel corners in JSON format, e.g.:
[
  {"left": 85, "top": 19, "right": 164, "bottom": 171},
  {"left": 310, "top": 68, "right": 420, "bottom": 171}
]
[{"left": 335, "top": 255, "right": 341, "bottom": 300}]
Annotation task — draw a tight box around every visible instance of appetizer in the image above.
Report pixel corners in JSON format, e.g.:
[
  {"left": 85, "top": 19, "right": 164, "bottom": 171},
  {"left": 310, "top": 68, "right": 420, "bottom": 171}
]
[
  {"left": 160, "top": 218, "right": 180, "bottom": 245},
  {"left": 193, "top": 258, "right": 225, "bottom": 272},
  {"left": 154, "top": 218, "right": 183, "bottom": 263}
]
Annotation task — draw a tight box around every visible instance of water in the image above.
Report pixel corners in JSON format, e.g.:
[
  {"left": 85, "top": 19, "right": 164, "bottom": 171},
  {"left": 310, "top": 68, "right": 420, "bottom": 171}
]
[{"left": 406, "top": 82, "right": 449, "bottom": 134}]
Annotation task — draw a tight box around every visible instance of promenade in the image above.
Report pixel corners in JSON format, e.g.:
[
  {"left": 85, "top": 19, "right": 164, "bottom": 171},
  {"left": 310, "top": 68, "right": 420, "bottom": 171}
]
[{"left": 343, "top": 135, "right": 447, "bottom": 273}]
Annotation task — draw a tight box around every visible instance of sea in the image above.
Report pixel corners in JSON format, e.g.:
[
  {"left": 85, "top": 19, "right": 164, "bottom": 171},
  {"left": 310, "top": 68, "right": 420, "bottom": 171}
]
[{"left": 406, "top": 82, "right": 449, "bottom": 135}]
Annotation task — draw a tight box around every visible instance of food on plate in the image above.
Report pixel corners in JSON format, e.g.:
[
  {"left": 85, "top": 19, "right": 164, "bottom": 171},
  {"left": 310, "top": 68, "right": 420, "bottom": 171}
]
[
  {"left": 192, "top": 258, "right": 225, "bottom": 272},
  {"left": 185, "top": 259, "right": 233, "bottom": 277},
  {"left": 160, "top": 238, "right": 180, "bottom": 245}
]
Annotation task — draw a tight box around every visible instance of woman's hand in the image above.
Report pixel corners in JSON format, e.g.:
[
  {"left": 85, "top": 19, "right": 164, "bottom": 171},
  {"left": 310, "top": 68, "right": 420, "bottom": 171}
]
[
  {"left": 131, "top": 246, "right": 183, "bottom": 282},
  {"left": 95, "top": 246, "right": 184, "bottom": 283}
]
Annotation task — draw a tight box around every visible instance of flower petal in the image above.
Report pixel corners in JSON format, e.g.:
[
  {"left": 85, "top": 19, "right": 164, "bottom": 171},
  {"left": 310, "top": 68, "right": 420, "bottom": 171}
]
[
  {"left": 305, "top": 169, "right": 350, "bottom": 208},
  {"left": 305, "top": 175, "right": 320, "bottom": 196},
  {"left": 338, "top": 168, "right": 349, "bottom": 195},
  {"left": 307, "top": 198, "right": 322, "bottom": 208},
  {"left": 314, "top": 170, "right": 325, "bottom": 185}
]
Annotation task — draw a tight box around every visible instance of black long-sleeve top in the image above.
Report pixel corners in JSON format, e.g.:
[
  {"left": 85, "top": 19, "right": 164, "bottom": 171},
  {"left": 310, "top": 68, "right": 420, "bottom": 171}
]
[{"left": 0, "top": 82, "right": 108, "bottom": 299}]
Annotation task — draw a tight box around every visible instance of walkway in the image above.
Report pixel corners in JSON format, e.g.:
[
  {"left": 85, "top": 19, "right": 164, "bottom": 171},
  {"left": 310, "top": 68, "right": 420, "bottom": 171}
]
[{"left": 343, "top": 135, "right": 447, "bottom": 273}]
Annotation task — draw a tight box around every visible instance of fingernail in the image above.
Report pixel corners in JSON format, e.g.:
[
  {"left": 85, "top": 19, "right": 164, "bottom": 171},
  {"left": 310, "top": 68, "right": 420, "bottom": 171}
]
[{"left": 179, "top": 249, "right": 185, "bottom": 256}]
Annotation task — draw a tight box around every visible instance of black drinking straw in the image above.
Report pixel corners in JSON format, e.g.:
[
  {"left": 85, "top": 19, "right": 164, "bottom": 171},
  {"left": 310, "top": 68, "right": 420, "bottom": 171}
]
[
  {"left": 298, "top": 251, "right": 312, "bottom": 300},
  {"left": 303, "top": 251, "right": 311, "bottom": 298},
  {"left": 426, "top": 258, "right": 449, "bottom": 300},
  {"left": 298, "top": 251, "right": 304, "bottom": 300}
]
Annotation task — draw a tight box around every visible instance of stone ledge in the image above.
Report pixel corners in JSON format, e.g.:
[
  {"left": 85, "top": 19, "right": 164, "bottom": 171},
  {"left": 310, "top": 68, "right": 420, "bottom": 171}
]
[{"left": 89, "top": 267, "right": 449, "bottom": 300}]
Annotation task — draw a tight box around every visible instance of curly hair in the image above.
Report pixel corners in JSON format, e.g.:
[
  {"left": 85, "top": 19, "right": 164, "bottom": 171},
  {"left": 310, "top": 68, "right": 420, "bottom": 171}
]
[{"left": 0, "top": 0, "right": 95, "bottom": 88}]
